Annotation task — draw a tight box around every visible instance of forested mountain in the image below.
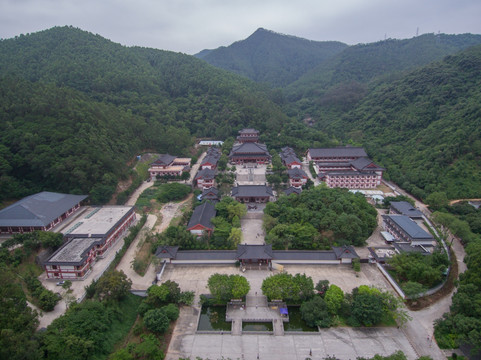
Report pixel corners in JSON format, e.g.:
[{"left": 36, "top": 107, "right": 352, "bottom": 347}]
[
  {"left": 0, "top": 26, "right": 332, "bottom": 203},
  {"left": 326, "top": 45, "right": 481, "bottom": 199},
  {"left": 283, "top": 33, "right": 481, "bottom": 118},
  {"left": 195, "top": 28, "right": 348, "bottom": 87}
]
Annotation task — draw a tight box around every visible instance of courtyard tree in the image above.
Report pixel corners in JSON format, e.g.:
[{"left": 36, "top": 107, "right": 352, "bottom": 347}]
[
  {"left": 300, "top": 296, "right": 332, "bottom": 328},
  {"left": 207, "top": 273, "right": 250, "bottom": 303},
  {"left": 324, "top": 285, "right": 344, "bottom": 315},
  {"left": 230, "top": 275, "right": 250, "bottom": 299},
  {"left": 294, "top": 273, "right": 315, "bottom": 301},
  {"left": 351, "top": 293, "right": 384, "bottom": 326},
  {"left": 261, "top": 272, "right": 314, "bottom": 303}
]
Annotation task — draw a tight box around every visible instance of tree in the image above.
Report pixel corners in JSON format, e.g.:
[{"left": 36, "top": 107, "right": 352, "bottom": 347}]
[
  {"left": 402, "top": 281, "right": 425, "bottom": 298},
  {"left": 300, "top": 296, "right": 332, "bottom": 328},
  {"left": 62, "top": 280, "right": 73, "bottom": 291},
  {"left": 96, "top": 270, "right": 132, "bottom": 301},
  {"left": 0, "top": 267, "right": 40, "bottom": 360},
  {"left": 426, "top": 191, "right": 449, "bottom": 210},
  {"left": 294, "top": 273, "right": 315, "bottom": 301},
  {"left": 227, "top": 227, "right": 243, "bottom": 247},
  {"left": 230, "top": 275, "right": 250, "bottom": 299},
  {"left": 207, "top": 274, "right": 232, "bottom": 303},
  {"left": 315, "top": 280, "right": 330, "bottom": 297},
  {"left": 162, "top": 280, "right": 181, "bottom": 303},
  {"left": 146, "top": 284, "right": 170, "bottom": 306},
  {"left": 143, "top": 309, "right": 170, "bottom": 333},
  {"left": 351, "top": 293, "right": 384, "bottom": 326},
  {"left": 324, "top": 285, "right": 344, "bottom": 315},
  {"left": 207, "top": 274, "right": 250, "bottom": 302},
  {"left": 217, "top": 154, "right": 228, "bottom": 171},
  {"left": 261, "top": 273, "right": 301, "bottom": 303}
]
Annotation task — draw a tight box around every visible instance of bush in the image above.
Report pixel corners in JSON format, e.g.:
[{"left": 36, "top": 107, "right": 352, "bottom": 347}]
[
  {"left": 138, "top": 300, "right": 153, "bottom": 316},
  {"left": 37, "top": 289, "right": 60, "bottom": 311},
  {"left": 161, "top": 304, "right": 179, "bottom": 321},
  {"left": 178, "top": 291, "right": 195, "bottom": 306},
  {"left": 143, "top": 308, "right": 170, "bottom": 334}
]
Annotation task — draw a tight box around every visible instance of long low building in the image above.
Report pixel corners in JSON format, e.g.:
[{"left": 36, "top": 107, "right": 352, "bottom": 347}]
[
  {"left": 382, "top": 214, "right": 434, "bottom": 246},
  {"left": 0, "top": 191, "right": 87, "bottom": 234},
  {"left": 44, "top": 206, "right": 136, "bottom": 280},
  {"left": 155, "top": 244, "right": 359, "bottom": 265}
]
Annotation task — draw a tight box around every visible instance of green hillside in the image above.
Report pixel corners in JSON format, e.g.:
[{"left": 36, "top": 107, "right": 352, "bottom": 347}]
[
  {"left": 196, "top": 28, "right": 347, "bottom": 87},
  {"left": 284, "top": 33, "right": 481, "bottom": 121},
  {"left": 0, "top": 26, "right": 331, "bottom": 203},
  {"left": 327, "top": 45, "right": 481, "bottom": 199}
]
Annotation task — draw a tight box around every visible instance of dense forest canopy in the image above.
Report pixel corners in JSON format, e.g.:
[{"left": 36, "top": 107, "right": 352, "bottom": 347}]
[
  {"left": 0, "top": 26, "right": 332, "bottom": 203},
  {"left": 326, "top": 45, "right": 481, "bottom": 199}
]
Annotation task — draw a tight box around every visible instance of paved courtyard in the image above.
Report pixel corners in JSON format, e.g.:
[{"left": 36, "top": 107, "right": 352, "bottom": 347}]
[
  {"left": 163, "top": 264, "right": 425, "bottom": 359},
  {"left": 166, "top": 306, "right": 418, "bottom": 360}
]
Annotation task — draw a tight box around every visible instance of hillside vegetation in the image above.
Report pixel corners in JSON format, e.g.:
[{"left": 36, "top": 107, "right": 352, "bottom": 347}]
[
  {"left": 328, "top": 45, "right": 481, "bottom": 199},
  {"left": 0, "top": 26, "right": 332, "bottom": 203},
  {"left": 196, "top": 28, "right": 347, "bottom": 87}
]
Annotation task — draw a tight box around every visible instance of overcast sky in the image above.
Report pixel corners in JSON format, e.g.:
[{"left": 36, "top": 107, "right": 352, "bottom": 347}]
[{"left": 1, "top": 0, "right": 481, "bottom": 54}]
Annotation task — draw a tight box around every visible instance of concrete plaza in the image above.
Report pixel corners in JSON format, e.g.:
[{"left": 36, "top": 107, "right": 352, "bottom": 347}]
[{"left": 166, "top": 305, "right": 418, "bottom": 360}]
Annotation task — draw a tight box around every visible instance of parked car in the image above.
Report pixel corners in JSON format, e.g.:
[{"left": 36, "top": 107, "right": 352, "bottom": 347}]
[{"left": 56, "top": 281, "right": 65, "bottom": 286}]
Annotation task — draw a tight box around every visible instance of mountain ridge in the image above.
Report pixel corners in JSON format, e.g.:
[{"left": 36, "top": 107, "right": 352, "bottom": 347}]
[{"left": 195, "top": 27, "right": 348, "bottom": 87}]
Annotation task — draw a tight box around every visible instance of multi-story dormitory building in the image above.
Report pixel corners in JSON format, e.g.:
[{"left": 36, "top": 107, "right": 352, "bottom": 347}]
[
  {"left": 44, "top": 206, "right": 136, "bottom": 280},
  {"left": 306, "top": 147, "right": 384, "bottom": 189}
]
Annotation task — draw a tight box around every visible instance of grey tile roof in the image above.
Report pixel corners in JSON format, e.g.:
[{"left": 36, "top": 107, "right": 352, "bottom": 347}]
[
  {"left": 232, "top": 185, "right": 274, "bottom": 198},
  {"left": 151, "top": 154, "right": 176, "bottom": 166},
  {"left": 392, "top": 242, "right": 431, "bottom": 254},
  {"left": 332, "top": 246, "right": 359, "bottom": 259},
  {"left": 383, "top": 215, "right": 434, "bottom": 240},
  {"left": 280, "top": 147, "right": 301, "bottom": 165},
  {"left": 390, "top": 201, "right": 424, "bottom": 218},
  {"left": 284, "top": 187, "right": 302, "bottom": 196},
  {"left": 202, "top": 187, "right": 219, "bottom": 197},
  {"left": 318, "top": 170, "right": 373, "bottom": 177},
  {"left": 236, "top": 244, "right": 273, "bottom": 260},
  {"left": 175, "top": 250, "right": 237, "bottom": 260},
  {"left": 155, "top": 246, "right": 179, "bottom": 259},
  {"left": 230, "top": 142, "right": 270, "bottom": 155},
  {"left": 350, "top": 157, "right": 384, "bottom": 171},
  {"left": 0, "top": 192, "right": 87, "bottom": 227},
  {"left": 195, "top": 168, "right": 216, "bottom": 180},
  {"left": 272, "top": 250, "right": 338, "bottom": 261},
  {"left": 308, "top": 147, "right": 367, "bottom": 158},
  {"left": 238, "top": 128, "right": 259, "bottom": 134},
  {"left": 287, "top": 168, "right": 308, "bottom": 179},
  {"left": 187, "top": 201, "right": 216, "bottom": 230}
]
